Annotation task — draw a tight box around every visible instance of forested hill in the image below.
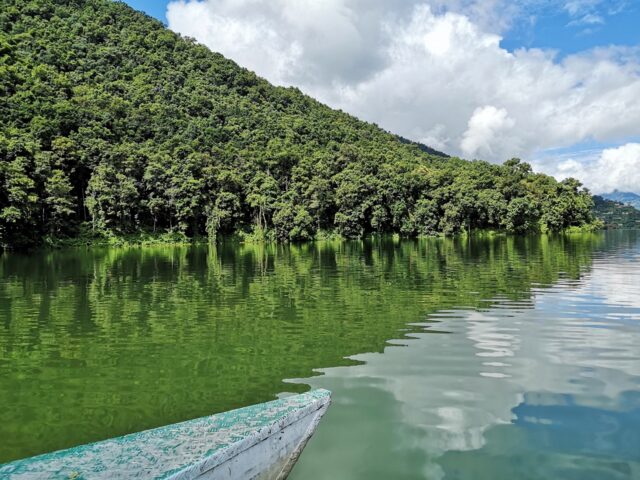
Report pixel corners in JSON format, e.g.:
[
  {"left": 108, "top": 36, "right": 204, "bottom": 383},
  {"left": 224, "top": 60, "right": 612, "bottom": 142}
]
[
  {"left": 601, "top": 191, "right": 640, "bottom": 210},
  {"left": 1, "top": 0, "right": 599, "bottom": 248},
  {"left": 593, "top": 196, "right": 640, "bottom": 229}
]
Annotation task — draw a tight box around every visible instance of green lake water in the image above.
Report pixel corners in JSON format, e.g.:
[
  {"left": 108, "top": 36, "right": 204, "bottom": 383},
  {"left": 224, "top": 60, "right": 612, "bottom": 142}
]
[{"left": 1, "top": 232, "right": 639, "bottom": 479}]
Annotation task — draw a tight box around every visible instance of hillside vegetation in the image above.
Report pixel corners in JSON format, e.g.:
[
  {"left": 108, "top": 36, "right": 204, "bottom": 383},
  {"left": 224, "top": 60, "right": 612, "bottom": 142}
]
[
  {"left": 593, "top": 196, "right": 640, "bottom": 229},
  {"left": 1, "top": 0, "right": 600, "bottom": 248}
]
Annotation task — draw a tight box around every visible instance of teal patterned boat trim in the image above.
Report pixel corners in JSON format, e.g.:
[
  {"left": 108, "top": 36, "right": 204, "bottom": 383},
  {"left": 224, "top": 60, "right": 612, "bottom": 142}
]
[{"left": 0, "top": 389, "right": 331, "bottom": 479}]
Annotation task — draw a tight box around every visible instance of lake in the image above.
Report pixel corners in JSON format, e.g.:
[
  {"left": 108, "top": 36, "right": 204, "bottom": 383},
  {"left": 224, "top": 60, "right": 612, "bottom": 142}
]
[{"left": 1, "top": 232, "right": 639, "bottom": 479}]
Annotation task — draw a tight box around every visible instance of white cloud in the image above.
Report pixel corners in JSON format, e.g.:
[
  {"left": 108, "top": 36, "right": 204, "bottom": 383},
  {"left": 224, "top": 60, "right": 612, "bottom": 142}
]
[
  {"left": 461, "top": 106, "right": 516, "bottom": 158},
  {"left": 167, "top": 0, "right": 640, "bottom": 189},
  {"left": 167, "top": 0, "right": 394, "bottom": 88},
  {"left": 534, "top": 143, "right": 640, "bottom": 193}
]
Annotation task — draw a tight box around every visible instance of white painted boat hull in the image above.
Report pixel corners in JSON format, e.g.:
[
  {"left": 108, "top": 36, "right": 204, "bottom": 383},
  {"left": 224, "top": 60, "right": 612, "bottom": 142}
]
[
  {"left": 199, "top": 401, "right": 325, "bottom": 480},
  {"left": 0, "top": 389, "right": 331, "bottom": 480}
]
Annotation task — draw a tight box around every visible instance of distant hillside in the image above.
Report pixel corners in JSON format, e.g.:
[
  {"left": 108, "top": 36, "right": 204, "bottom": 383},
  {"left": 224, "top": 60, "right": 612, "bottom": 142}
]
[
  {"left": 601, "top": 191, "right": 640, "bottom": 210},
  {"left": 593, "top": 196, "right": 640, "bottom": 229},
  {"left": 0, "top": 0, "right": 600, "bottom": 248}
]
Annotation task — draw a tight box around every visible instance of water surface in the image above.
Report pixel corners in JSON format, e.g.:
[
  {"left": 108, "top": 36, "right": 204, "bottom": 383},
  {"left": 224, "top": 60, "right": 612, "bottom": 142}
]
[{"left": 1, "top": 233, "right": 639, "bottom": 479}]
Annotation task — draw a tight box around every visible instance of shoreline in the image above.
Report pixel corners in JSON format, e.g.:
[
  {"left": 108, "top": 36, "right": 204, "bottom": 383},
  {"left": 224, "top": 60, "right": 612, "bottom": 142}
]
[{"left": 6, "top": 226, "right": 611, "bottom": 252}]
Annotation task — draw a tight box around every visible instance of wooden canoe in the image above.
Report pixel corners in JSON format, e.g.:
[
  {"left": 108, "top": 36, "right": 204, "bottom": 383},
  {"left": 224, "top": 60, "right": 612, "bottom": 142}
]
[{"left": 0, "top": 389, "right": 331, "bottom": 479}]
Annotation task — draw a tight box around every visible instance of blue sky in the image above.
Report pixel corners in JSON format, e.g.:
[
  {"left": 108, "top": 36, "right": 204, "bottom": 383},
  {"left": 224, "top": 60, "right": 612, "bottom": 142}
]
[
  {"left": 124, "top": 0, "right": 168, "bottom": 23},
  {"left": 123, "top": 0, "right": 640, "bottom": 193},
  {"left": 502, "top": 1, "right": 640, "bottom": 55}
]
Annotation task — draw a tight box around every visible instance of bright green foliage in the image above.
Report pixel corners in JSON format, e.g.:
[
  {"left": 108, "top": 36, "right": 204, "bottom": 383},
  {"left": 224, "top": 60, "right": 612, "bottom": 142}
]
[
  {"left": 0, "top": 0, "right": 600, "bottom": 248},
  {"left": 86, "top": 163, "right": 139, "bottom": 232},
  {"left": 44, "top": 169, "right": 74, "bottom": 234},
  {"left": 1, "top": 156, "right": 38, "bottom": 245}
]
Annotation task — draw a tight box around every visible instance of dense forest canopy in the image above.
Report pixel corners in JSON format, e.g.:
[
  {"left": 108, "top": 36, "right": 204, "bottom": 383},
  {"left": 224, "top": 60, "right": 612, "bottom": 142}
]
[{"left": 0, "top": 0, "right": 600, "bottom": 248}]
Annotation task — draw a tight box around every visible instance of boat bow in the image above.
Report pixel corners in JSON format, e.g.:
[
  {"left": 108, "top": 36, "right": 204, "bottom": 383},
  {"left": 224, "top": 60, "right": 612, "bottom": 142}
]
[{"left": 0, "top": 389, "right": 331, "bottom": 479}]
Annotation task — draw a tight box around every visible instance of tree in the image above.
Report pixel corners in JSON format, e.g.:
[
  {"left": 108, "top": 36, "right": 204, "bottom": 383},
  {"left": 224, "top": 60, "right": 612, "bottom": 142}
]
[
  {"left": 503, "top": 196, "right": 540, "bottom": 233},
  {"left": 45, "top": 169, "right": 75, "bottom": 235},
  {"left": 0, "top": 157, "right": 38, "bottom": 246},
  {"left": 86, "top": 163, "right": 139, "bottom": 232},
  {"left": 247, "top": 172, "right": 279, "bottom": 232}
]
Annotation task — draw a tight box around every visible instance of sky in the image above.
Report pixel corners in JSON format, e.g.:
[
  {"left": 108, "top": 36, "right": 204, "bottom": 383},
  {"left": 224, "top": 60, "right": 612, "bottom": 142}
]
[{"left": 124, "top": 0, "right": 640, "bottom": 194}]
